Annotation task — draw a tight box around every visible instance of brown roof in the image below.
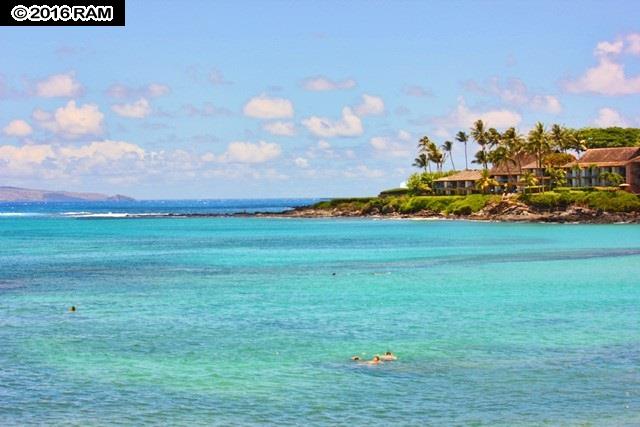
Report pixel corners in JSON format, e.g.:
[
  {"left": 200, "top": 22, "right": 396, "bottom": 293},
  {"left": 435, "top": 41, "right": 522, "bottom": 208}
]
[
  {"left": 574, "top": 147, "right": 640, "bottom": 166},
  {"left": 434, "top": 170, "right": 482, "bottom": 182},
  {"left": 490, "top": 153, "right": 537, "bottom": 175}
]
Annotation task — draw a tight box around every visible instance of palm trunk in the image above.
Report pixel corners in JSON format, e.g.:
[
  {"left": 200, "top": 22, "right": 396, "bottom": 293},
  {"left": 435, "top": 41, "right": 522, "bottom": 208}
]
[{"left": 464, "top": 142, "right": 468, "bottom": 170}]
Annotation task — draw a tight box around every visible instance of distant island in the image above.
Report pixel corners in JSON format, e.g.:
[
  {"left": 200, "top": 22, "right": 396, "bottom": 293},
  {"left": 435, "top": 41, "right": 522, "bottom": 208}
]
[{"left": 0, "top": 186, "right": 134, "bottom": 202}]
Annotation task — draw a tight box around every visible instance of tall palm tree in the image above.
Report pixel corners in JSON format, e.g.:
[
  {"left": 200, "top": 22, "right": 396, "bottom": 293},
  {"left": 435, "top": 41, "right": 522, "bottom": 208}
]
[
  {"left": 471, "top": 119, "right": 488, "bottom": 155},
  {"left": 550, "top": 124, "right": 567, "bottom": 152},
  {"left": 473, "top": 150, "right": 490, "bottom": 170},
  {"left": 412, "top": 153, "right": 428, "bottom": 172},
  {"left": 428, "top": 144, "right": 444, "bottom": 172},
  {"left": 455, "top": 131, "right": 469, "bottom": 170},
  {"left": 442, "top": 140, "right": 455, "bottom": 170},
  {"left": 489, "top": 145, "right": 516, "bottom": 191},
  {"left": 527, "top": 122, "right": 551, "bottom": 170},
  {"left": 418, "top": 136, "right": 433, "bottom": 172}
]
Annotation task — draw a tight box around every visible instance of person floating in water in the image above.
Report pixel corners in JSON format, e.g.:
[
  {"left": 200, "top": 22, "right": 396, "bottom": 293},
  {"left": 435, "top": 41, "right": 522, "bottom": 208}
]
[
  {"left": 68, "top": 306, "right": 76, "bottom": 312},
  {"left": 368, "top": 355, "right": 381, "bottom": 365},
  {"left": 351, "top": 355, "right": 361, "bottom": 361},
  {"left": 380, "top": 351, "right": 397, "bottom": 361}
]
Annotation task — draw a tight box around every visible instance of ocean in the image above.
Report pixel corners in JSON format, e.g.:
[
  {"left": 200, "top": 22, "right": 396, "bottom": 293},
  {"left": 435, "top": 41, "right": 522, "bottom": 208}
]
[{"left": 1, "top": 200, "right": 639, "bottom": 426}]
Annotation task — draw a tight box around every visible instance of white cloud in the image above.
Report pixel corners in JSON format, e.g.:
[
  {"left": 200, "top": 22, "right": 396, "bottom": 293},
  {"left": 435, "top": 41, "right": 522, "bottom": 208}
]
[
  {"left": 302, "top": 76, "right": 356, "bottom": 91},
  {"left": 403, "top": 85, "right": 433, "bottom": 97},
  {"left": 595, "top": 40, "right": 624, "bottom": 57},
  {"left": 146, "top": 83, "right": 170, "bottom": 97},
  {"left": 203, "top": 141, "right": 282, "bottom": 164},
  {"left": 431, "top": 97, "right": 522, "bottom": 136},
  {"left": 369, "top": 130, "right": 413, "bottom": 158},
  {"left": 354, "top": 94, "right": 385, "bottom": 117},
  {"left": 566, "top": 34, "right": 640, "bottom": 96},
  {"left": 107, "top": 83, "right": 170, "bottom": 99},
  {"left": 3, "top": 119, "right": 33, "bottom": 137},
  {"left": 243, "top": 94, "right": 294, "bottom": 119},
  {"left": 294, "top": 157, "right": 309, "bottom": 168},
  {"left": 626, "top": 33, "right": 640, "bottom": 55},
  {"left": 343, "top": 165, "right": 385, "bottom": 179},
  {"left": 530, "top": 95, "right": 563, "bottom": 114},
  {"left": 34, "top": 100, "right": 104, "bottom": 138},
  {"left": 302, "top": 107, "right": 363, "bottom": 138},
  {"left": 112, "top": 98, "right": 151, "bottom": 118},
  {"left": 465, "top": 77, "right": 562, "bottom": 113},
  {"left": 565, "top": 57, "right": 640, "bottom": 95},
  {"left": 593, "top": 107, "right": 628, "bottom": 127},
  {"left": 263, "top": 121, "right": 296, "bottom": 136},
  {"left": 0, "top": 140, "right": 144, "bottom": 178},
  {"left": 35, "top": 72, "right": 83, "bottom": 98}
]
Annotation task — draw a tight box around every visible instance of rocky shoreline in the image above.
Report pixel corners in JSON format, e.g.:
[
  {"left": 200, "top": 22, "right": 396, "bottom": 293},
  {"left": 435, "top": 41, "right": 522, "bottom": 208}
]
[{"left": 271, "top": 199, "right": 640, "bottom": 224}]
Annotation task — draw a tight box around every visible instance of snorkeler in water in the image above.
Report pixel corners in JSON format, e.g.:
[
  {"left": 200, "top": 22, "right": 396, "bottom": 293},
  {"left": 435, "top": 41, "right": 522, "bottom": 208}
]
[
  {"left": 69, "top": 306, "right": 76, "bottom": 312},
  {"left": 380, "top": 351, "right": 397, "bottom": 361}
]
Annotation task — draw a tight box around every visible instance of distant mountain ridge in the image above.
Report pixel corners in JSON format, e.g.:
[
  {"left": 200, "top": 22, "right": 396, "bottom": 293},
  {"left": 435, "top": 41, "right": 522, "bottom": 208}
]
[{"left": 0, "top": 186, "right": 134, "bottom": 202}]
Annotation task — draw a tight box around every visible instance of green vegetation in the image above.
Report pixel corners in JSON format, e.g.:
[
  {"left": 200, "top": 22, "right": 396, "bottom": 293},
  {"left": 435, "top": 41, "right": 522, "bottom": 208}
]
[
  {"left": 312, "top": 190, "right": 640, "bottom": 216},
  {"left": 406, "top": 171, "right": 456, "bottom": 195},
  {"left": 521, "top": 190, "right": 640, "bottom": 212},
  {"left": 574, "top": 127, "right": 640, "bottom": 148}
]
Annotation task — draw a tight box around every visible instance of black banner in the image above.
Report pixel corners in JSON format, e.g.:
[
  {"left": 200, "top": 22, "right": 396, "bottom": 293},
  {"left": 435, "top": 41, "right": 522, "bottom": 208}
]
[{"left": 1, "top": 0, "right": 125, "bottom": 26}]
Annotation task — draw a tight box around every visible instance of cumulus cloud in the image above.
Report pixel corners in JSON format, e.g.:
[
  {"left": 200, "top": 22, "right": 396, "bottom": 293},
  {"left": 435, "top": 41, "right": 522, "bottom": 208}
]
[
  {"left": 107, "top": 83, "right": 170, "bottom": 99},
  {"left": 403, "top": 85, "right": 434, "bottom": 97},
  {"left": 354, "top": 94, "right": 385, "bottom": 117},
  {"left": 243, "top": 94, "right": 294, "bottom": 119},
  {"left": 369, "top": 130, "right": 413, "bottom": 158},
  {"left": 565, "top": 57, "right": 640, "bottom": 95},
  {"left": 302, "top": 76, "right": 356, "bottom": 91},
  {"left": 343, "top": 165, "right": 385, "bottom": 179},
  {"left": 34, "top": 72, "right": 83, "bottom": 98},
  {"left": 530, "top": 95, "right": 563, "bottom": 114},
  {"left": 302, "top": 107, "right": 363, "bottom": 138},
  {"left": 263, "top": 121, "right": 296, "bottom": 136},
  {"left": 202, "top": 141, "right": 282, "bottom": 163},
  {"left": 184, "top": 102, "right": 233, "bottom": 117},
  {"left": 34, "top": 100, "right": 104, "bottom": 138},
  {"left": 294, "top": 157, "right": 309, "bottom": 168},
  {"left": 3, "top": 119, "right": 33, "bottom": 137},
  {"left": 465, "top": 77, "right": 562, "bottom": 113},
  {"left": 593, "top": 107, "right": 628, "bottom": 127},
  {"left": 565, "top": 33, "right": 640, "bottom": 95},
  {"left": 430, "top": 97, "right": 522, "bottom": 136},
  {"left": 112, "top": 98, "right": 152, "bottom": 118},
  {"left": 0, "top": 140, "right": 144, "bottom": 179}
]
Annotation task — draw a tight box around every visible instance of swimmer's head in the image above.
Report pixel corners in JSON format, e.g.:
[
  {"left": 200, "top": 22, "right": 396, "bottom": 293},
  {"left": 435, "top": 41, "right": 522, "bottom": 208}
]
[
  {"left": 373, "top": 355, "right": 380, "bottom": 362},
  {"left": 351, "top": 356, "right": 360, "bottom": 361},
  {"left": 69, "top": 306, "right": 76, "bottom": 312},
  {"left": 385, "top": 351, "right": 392, "bottom": 355}
]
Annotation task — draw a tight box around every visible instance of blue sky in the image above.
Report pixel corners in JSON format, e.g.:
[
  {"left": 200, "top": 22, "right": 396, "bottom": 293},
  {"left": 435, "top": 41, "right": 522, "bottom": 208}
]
[{"left": 1, "top": 0, "right": 639, "bottom": 198}]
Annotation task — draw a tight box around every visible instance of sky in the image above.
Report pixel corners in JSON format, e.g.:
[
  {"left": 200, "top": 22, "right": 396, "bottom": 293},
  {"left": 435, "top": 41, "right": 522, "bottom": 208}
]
[{"left": 1, "top": 0, "right": 640, "bottom": 199}]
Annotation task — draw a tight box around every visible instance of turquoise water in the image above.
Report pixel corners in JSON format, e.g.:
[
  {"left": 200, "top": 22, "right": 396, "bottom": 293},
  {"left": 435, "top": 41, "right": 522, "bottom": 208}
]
[{"left": 1, "top": 215, "right": 639, "bottom": 425}]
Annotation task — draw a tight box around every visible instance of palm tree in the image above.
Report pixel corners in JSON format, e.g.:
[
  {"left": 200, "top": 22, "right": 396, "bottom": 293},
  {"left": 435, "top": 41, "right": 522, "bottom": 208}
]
[
  {"left": 489, "top": 145, "right": 516, "bottom": 191},
  {"left": 442, "top": 140, "right": 455, "bottom": 170},
  {"left": 412, "top": 153, "right": 428, "bottom": 172},
  {"left": 428, "top": 144, "right": 444, "bottom": 172},
  {"left": 527, "top": 122, "right": 551, "bottom": 170},
  {"left": 519, "top": 171, "right": 539, "bottom": 194},
  {"left": 475, "top": 169, "right": 499, "bottom": 194},
  {"left": 471, "top": 119, "right": 488, "bottom": 157},
  {"left": 455, "top": 131, "right": 469, "bottom": 170},
  {"left": 545, "top": 167, "right": 567, "bottom": 190},
  {"left": 418, "top": 136, "right": 433, "bottom": 172},
  {"left": 502, "top": 127, "right": 526, "bottom": 173},
  {"left": 473, "top": 150, "right": 490, "bottom": 170},
  {"left": 550, "top": 124, "right": 567, "bottom": 152}
]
